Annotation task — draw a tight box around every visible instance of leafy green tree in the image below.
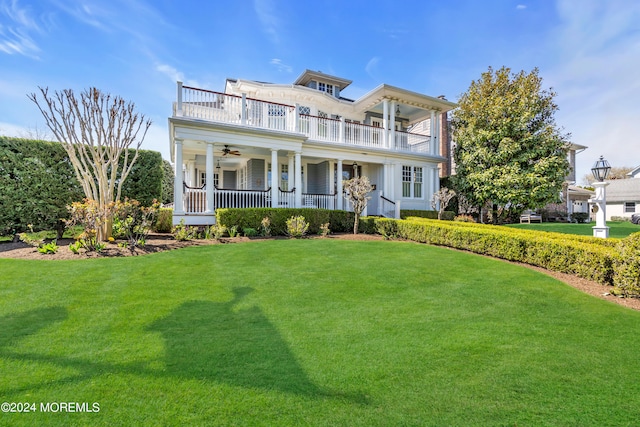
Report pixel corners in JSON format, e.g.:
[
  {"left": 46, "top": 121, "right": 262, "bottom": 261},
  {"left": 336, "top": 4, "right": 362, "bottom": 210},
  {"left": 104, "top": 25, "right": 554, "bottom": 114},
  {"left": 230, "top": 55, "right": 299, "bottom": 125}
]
[
  {"left": 451, "top": 66, "right": 570, "bottom": 224},
  {"left": 161, "top": 159, "right": 174, "bottom": 205}
]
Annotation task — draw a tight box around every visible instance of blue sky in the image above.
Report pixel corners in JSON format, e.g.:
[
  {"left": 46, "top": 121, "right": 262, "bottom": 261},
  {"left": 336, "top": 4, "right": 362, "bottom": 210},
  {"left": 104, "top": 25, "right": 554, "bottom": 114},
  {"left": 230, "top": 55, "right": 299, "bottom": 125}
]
[{"left": 1, "top": 0, "right": 638, "bottom": 183}]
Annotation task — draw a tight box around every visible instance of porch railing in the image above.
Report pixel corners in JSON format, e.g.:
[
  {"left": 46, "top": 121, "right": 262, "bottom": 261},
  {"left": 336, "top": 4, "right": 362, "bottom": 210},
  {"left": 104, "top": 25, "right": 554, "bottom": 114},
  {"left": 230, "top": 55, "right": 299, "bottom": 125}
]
[
  {"left": 176, "top": 84, "right": 436, "bottom": 155},
  {"left": 216, "top": 187, "right": 272, "bottom": 209},
  {"left": 302, "top": 193, "right": 337, "bottom": 209},
  {"left": 380, "top": 195, "right": 400, "bottom": 219},
  {"left": 278, "top": 187, "right": 295, "bottom": 207}
]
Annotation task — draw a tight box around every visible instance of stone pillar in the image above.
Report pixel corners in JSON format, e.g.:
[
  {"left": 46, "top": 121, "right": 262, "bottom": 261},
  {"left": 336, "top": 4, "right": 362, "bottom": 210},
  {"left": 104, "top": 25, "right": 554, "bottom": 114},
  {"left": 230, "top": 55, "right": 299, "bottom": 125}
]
[
  {"left": 205, "top": 142, "right": 214, "bottom": 213},
  {"left": 174, "top": 139, "right": 184, "bottom": 215}
]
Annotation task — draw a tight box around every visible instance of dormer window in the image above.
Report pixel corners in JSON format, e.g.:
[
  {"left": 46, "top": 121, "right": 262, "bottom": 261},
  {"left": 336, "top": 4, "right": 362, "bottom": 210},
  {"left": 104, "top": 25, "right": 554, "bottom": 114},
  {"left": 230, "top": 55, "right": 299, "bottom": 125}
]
[{"left": 317, "top": 82, "right": 334, "bottom": 96}]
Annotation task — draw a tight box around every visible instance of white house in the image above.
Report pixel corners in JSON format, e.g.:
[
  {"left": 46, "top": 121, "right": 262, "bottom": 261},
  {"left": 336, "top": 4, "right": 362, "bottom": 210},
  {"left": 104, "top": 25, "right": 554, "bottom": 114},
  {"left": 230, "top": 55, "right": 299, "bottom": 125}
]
[
  {"left": 169, "top": 69, "right": 457, "bottom": 225},
  {"left": 603, "top": 164, "right": 640, "bottom": 220}
]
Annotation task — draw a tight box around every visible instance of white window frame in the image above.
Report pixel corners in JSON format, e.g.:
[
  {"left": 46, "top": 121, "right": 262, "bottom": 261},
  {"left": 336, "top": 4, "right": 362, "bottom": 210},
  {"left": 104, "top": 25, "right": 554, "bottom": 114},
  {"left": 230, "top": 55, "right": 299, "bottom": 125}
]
[{"left": 402, "top": 165, "right": 423, "bottom": 199}]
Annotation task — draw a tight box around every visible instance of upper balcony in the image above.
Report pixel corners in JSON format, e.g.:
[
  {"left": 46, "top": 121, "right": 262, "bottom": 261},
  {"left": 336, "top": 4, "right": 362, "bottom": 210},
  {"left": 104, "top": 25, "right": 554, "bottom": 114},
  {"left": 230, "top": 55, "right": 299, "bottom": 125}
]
[{"left": 173, "top": 84, "right": 438, "bottom": 156}]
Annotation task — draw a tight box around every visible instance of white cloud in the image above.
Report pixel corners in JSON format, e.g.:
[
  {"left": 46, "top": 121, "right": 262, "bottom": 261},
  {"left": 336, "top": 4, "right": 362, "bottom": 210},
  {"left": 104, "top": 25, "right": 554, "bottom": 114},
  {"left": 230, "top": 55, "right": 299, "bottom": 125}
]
[
  {"left": 0, "top": 121, "right": 28, "bottom": 137},
  {"left": 254, "top": 0, "right": 280, "bottom": 44},
  {"left": 156, "top": 64, "right": 199, "bottom": 87},
  {"left": 548, "top": 0, "right": 640, "bottom": 178},
  {"left": 270, "top": 58, "right": 292, "bottom": 73},
  {"left": 0, "top": 0, "right": 42, "bottom": 57},
  {"left": 516, "top": 4, "right": 527, "bottom": 10},
  {"left": 365, "top": 57, "right": 380, "bottom": 79}
]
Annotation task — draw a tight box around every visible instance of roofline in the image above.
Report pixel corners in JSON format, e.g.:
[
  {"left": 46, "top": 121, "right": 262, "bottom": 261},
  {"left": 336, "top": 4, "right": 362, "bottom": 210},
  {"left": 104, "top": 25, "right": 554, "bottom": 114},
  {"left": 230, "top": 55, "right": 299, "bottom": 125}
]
[
  {"left": 293, "top": 69, "right": 353, "bottom": 89},
  {"left": 354, "top": 84, "right": 458, "bottom": 112}
]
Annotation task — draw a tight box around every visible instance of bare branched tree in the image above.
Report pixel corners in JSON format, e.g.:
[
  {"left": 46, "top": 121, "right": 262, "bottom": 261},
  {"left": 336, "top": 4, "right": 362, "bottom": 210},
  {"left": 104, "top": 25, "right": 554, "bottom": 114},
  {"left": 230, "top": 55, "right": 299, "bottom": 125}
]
[
  {"left": 344, "top": 176, "right": 373, "bottom": 234},
  {"left": 431, "top": 187, "right": 456, "bottom": 220},
  {"left": 28, "top": 87, "right": 151, "bottom": 240}
]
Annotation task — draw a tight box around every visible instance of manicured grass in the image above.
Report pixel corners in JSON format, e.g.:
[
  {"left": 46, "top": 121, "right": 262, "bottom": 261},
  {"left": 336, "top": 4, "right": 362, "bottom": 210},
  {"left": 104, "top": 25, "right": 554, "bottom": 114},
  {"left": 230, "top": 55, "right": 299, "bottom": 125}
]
[
  {"left": 507, "top": 220, "right": 639, "bottom": 238},
  {"left": 1, "top": 240, "right": 640, "bottom": 425}
]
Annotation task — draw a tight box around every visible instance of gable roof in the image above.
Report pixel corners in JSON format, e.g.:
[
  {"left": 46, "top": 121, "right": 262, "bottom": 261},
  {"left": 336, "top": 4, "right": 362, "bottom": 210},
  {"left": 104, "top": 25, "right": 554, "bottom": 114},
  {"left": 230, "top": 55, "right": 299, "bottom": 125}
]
[
  {"left": 605, "top": 178, "right": 640, "bottom": 202},
  {"left": 627, "top": 164, "right": 640, "bottom": 178}
]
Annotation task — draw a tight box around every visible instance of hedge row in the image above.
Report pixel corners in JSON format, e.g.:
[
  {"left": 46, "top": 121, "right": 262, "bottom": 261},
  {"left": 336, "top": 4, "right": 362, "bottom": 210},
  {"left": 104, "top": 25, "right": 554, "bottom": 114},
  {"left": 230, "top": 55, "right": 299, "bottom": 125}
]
[
  {"left": 400, "top": 210, "right": 455, "bottom": 221},
  {"left": 216, "top": 208, "right": 377, "bottom": 235},
  {"left": 375, "top": 218, "right": 619, "bottom": 285},
  {"left": 0, "top": 137, "right": 167, "bottom": 236}
]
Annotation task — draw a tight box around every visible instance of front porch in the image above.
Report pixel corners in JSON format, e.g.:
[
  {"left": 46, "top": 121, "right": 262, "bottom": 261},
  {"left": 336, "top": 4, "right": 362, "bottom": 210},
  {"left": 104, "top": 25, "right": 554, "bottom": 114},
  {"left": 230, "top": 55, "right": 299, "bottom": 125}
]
[{"left": 175, "top": 183, "right": 401, "bottom": 226}]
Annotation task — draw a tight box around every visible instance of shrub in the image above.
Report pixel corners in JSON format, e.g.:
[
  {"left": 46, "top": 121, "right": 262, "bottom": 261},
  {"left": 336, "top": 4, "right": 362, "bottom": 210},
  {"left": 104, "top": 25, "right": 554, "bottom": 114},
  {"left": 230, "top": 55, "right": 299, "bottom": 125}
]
[
  {"left": 112, "top": 198, "right": 160, "bottom": 252},
  {"left": 260, "top": 217, "right": 271, "bottom": 237},
  {"left": 454, "top": 214, "right": 475, "bottom": 222},
  {"left": 612, "top": 232, "right": 640, "bottom": 297},
  {"left": 570, "top": 212, "right": 590, "bottom": 223},
  {"left": 243, "top": 227, "right": 258, "bottom": 237},
  {"left": 37, "top": 240, "right": 58, "bottom": 254},
  {"left": 400, "top": 210, "right": 455, "bottom": 221},
  {"left": 65, "top": 199, "right": 111, "bottom": 252},
  {"left": 216, "top": 208, "right": 365, "bottom": 236},
  {"left": 319, "top": 223, "right": 330, "bottom": 237},
  {"left": 172, "top": 219, "right": 199, "bottom": 241},
  {"left": 154, "top": 208, "right": 173, "bottom": 233},
  {"left": 286, "top": 216, "right": 309, "bottom": 238},
  {"left": 206, "top": 224, "right": 226, "bottom": 240},
  {"left": 69, "top": 240, "right": 83, "bottom": 254}
]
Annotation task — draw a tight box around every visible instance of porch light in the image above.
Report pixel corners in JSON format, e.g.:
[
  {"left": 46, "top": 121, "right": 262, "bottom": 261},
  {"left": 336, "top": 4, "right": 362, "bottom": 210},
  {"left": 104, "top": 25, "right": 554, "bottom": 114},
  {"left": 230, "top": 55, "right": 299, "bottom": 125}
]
[
  {"left": 352, "top": 162, "right": 358, "bottom": 178},
  {"left": 591, "top": 155, "right": 611, "bottom": 182},
  {"left": 216, "top": 159, "right": 221, "bottom": 170},
  {"left": 395, "top": 104, "right": 401, "bottom": 116}
]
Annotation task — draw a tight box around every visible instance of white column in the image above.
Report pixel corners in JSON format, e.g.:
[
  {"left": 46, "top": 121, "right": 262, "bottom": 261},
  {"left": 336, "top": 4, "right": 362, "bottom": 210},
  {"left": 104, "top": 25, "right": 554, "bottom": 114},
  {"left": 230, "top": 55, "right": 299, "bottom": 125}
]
[
  {"left": 382, "top": 99, "right": 389, "bottom": 148},
  {"left": 390, "top": 101, "right": 396, "bottom": 150},
  {"left": 288, "top": 154, "right": 294, "bottom": 191},
  {"left": 295, "top": 151, "right": 302, "bottom": 208},
  {"left": 430, "top": 111, "right": 436, "bottom": 155},
  {"left": 337, "top": 159, "right": 343, "bottom": 210},
  {"left": 205, "top": 142, "right": 214, "bottom": 213},
  {"left": 591, "top": 182, "right": 609, "bottom": 238},
  {"left": 433, "top": 113, "right": 440, "bottom": 156},
  {"left": 271, "top": 149, "right": 279, "bottom": 207},
  {"left": 187, "top": 161, "right": 196, "bottom": 187},
  {"left": 174, "top": 139, "right": 184, "bottom": 215}
]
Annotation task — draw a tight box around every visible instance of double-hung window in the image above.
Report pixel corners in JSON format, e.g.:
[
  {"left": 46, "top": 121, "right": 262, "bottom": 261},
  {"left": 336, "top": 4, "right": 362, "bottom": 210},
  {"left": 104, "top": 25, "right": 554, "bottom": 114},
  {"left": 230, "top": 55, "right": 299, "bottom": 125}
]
[
  {"left": 625, "top": 202, "right": 636, "bottom": 213},
  {"left": 402, "top": 166, "right": 423, "bottom": 198}
]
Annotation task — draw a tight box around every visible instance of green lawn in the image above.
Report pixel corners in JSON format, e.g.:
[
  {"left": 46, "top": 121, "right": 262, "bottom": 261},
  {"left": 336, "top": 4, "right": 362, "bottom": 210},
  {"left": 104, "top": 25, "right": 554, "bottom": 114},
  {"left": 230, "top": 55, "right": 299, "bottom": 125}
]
[
  {"left": 1, "top": 240, "right": 640, "bottom": 426},
  {"left": 507, "top": 220, "right": 639, "bottom": 238}
]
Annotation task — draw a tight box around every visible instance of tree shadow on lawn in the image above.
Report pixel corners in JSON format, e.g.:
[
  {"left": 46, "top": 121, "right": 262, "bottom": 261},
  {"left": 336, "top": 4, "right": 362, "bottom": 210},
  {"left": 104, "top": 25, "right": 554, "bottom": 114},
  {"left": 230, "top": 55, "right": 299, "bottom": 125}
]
[
  {"left": 148, "top": 287, "right": 367, "bottom": 402},
  {"left": 0, "top": 291, "right": 367, "bottom": 404}
]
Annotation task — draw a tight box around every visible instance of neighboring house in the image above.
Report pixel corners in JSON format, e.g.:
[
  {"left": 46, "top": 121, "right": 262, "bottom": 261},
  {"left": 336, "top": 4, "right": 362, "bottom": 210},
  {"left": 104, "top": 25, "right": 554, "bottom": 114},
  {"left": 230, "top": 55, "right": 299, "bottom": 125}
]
[
  {"left": 169, "top": 69, "right": 457, "bottom": 225},
  {"left": 603, "top": 167, "right": 640, "bottom": 220}
]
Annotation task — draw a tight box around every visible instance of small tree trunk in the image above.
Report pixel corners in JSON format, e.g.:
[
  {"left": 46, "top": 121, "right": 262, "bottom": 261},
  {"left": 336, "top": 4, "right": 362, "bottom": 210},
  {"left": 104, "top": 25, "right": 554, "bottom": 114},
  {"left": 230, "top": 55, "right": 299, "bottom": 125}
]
[
  {"left": 353, "top": 214, "right": 360, "bottom": 234},
  {"left": 492, "top": 203, "right": 498, "bottom": 225}
]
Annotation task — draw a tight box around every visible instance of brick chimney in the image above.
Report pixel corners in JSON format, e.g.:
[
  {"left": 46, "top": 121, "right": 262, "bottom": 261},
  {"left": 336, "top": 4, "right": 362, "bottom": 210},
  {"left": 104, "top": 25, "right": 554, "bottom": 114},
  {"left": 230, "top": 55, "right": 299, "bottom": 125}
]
[{"left": 437, "top": 95, "right": 451, "bottom": 177}]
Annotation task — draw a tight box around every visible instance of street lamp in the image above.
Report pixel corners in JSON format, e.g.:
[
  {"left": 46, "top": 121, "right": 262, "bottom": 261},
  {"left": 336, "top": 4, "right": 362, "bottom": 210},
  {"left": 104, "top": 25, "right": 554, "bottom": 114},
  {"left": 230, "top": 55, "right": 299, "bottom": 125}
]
[{"left": 589, "top": 155, "right": 611, "bottom": 238}]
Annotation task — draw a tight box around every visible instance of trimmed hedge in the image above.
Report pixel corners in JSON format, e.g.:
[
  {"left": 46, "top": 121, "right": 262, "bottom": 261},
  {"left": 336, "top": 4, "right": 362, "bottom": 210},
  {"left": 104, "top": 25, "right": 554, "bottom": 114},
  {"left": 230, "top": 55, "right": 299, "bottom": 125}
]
[
  {"left": 400, "top": 210, "right": 455, "bottom": 221},
  {"left": 613, "top": 232, "right": 640, "bottom": 296},
  {"left": 374, "top": 218, "right": 617, "bottom": 285},
  {"left": 216, "top": 208, "right": 376, "bottom": 235}
]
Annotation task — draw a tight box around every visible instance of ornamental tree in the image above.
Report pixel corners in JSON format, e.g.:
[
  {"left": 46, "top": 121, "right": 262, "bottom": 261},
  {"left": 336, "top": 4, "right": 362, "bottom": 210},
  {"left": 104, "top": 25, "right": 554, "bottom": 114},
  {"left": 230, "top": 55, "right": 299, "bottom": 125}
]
[
  {"left": 29, "top": 87, "right": 151, "bottom": 240},
  {"left": 344, "top": 176, "right": 373, "bottom": 234},
  {"left": 431, "top": 187, "right": 456, "bottom": 220},
  {"left": 451, "top": 66, "right": 570, "bottom": 224}
]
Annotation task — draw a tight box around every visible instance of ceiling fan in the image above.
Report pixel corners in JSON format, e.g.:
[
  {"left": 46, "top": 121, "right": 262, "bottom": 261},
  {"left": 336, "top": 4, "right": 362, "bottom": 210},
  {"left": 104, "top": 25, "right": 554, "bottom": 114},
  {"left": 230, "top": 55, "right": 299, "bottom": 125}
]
[{"left": 220, "top": 145, "right": 241, "bottom": 156}]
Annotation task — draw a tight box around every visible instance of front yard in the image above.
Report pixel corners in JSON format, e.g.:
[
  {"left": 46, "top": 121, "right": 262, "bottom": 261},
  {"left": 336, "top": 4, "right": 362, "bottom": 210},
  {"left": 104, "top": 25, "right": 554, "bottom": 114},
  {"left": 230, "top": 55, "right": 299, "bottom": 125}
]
[
  {"left": 507, "top": 220, "right": 639, "bottom": 238},
  {"left": 1, "top": 240, "right": 640, "bottom": 425}
]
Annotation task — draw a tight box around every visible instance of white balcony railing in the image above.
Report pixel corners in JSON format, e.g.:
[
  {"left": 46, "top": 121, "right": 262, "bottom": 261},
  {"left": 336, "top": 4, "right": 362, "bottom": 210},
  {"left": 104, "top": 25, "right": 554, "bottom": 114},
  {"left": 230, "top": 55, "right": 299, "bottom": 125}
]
[
  {"left": 302, "top": 193, "right": 337, "bottom": 209},
  {"left": 175, "top": 84, "right": 433, "bottom": 155}
]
